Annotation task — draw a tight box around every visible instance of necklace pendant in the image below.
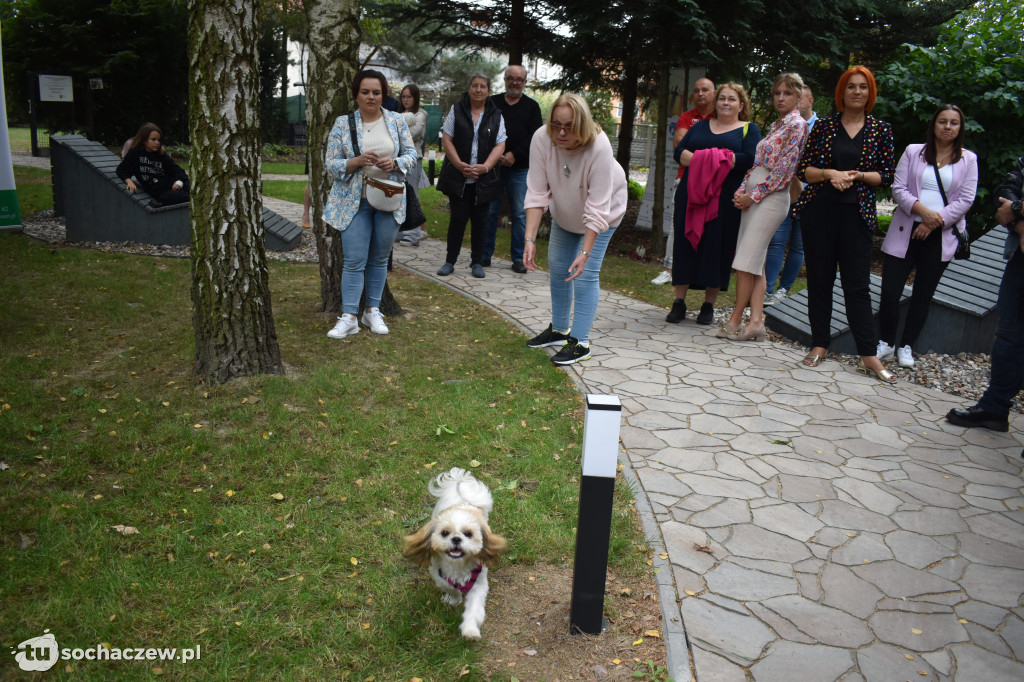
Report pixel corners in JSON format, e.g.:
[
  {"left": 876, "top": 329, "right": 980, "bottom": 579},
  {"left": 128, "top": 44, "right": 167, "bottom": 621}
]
[{"left": 562, "top": 163, "right": 571, "bottom": 177}]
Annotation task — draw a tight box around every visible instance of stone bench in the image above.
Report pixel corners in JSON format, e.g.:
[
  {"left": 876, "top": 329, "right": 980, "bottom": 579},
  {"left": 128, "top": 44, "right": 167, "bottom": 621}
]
[
  {"left": 765, "top": 228, "right": 1005, "bottom": 355},
  {"left": 50, "top": 134, "right": 301, "bottom": 251}
]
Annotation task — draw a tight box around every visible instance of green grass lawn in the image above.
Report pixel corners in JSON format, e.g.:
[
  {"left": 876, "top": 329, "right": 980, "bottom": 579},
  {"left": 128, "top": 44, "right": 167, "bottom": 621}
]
[
  {"left": 262, "top": 162, "right": 306, "bottom": 175},
  {"left": 6, "top": 126, "right": 50, "bottom": 153},
  {"left": 9, "top": 167, "right": 52, "bottom": 216},
  {"left": 0, "top": 232, "right": 651, "bottom": 680}
]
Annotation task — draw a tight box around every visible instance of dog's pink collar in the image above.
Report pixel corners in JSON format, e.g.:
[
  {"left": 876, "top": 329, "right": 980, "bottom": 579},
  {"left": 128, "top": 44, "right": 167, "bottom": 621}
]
[{"left": 439, "top": 563, "right": 483, "bottom": 594}]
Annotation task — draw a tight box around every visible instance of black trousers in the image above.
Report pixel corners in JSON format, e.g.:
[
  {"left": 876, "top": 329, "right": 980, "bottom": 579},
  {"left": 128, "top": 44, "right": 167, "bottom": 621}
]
[
  {"left": 802, "top": 201, "right": 877, "bottom": 355},
  {"left": 878, "top": 227, "right": 948, "bottom": 349},
  {"left": 445, "top": 184, "right": 488, "bottom": 265}
]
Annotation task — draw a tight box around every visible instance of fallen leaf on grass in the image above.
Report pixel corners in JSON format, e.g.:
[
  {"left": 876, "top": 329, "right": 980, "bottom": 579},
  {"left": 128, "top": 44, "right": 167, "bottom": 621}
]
[
  {"left": 226, "top": 490, "right": 235, "bottom": 497},
  {"left": 270, "top": 493, "right": 285, "bottom": 501},
  {"left": 350, "top": 557, "right": 358, "bottom": 565},
  {"left": 632, "top": 637, "right": 643, "bottom": 645},
  {"left": 110, "top": 525, "right": 140, "bottom": 536},
  {"left": 693, "top": 544, "right": 713, "bottom": 554},
  {"left": 644, "top": 630, "right": 662, "bottom": 638},
  {"left": 0, "top": 462, "right": 8, "bottom": 470},
  {"left": 469, "top": 459, "right": 482, "bottom": 468}
]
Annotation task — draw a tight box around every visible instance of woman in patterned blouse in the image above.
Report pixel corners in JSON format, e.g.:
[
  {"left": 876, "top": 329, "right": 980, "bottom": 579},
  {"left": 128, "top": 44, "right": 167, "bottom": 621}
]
[
  {"left": 794, "top": 66, "right": 896, "bottom": 382},
  {"left": 722, "top": 73, "right": 809, "bottom": 341}
]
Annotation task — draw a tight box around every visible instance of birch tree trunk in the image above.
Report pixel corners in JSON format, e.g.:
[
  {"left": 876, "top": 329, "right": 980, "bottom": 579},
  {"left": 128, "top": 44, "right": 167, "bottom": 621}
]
[
  {"left": 306, "top": 0, "right": 359, "bottom": 314},
  {"left": 189, "top": 0, "right": 283, "bottom": 382}
]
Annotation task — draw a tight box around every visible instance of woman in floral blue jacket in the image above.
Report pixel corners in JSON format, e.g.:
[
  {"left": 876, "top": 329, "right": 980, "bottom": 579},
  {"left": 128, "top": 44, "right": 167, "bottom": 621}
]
[
  {"left": 794, "top": 66, "right": 896, "bottom": 382},
  {"left": 324, "top": 69, "right": 417, "bottom": 340}
]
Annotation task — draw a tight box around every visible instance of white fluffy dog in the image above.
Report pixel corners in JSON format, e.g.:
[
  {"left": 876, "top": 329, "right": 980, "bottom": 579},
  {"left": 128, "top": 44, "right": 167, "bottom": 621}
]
[{"left": 403, "top": 467, "right": 507, "bottom": 640}]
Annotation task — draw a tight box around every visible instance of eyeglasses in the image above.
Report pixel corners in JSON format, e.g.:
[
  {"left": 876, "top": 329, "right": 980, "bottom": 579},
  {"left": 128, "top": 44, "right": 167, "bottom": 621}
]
[
  {"left": 505, "top": 77, "right": 526, "bottom": 84},
  {"left": 551, "top": 123, "right": 572, "bottom": 133}
]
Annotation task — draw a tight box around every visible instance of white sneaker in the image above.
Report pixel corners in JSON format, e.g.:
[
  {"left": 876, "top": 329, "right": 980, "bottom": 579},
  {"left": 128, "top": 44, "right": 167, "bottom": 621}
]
[
  {"left": 361, "top": 308, "right": 389, "bottom": 335},
  {"left": 767, "top": 288, "right": 789, "bottom": 306},
  {"left": 327, "top": 314, "right": 359, "bottom": 339},
  {"left": 876, "top": 340, "right": 895, "bottom": 362},
  {"left": 897, "top": 345, "right": 914, "bottom": 368},
  {"left": 651, "top": 270, "right": 672, "bottom": 285}
]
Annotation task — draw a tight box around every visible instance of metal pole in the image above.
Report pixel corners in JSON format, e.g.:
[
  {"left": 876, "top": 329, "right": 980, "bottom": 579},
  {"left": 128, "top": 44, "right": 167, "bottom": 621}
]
[
  {"left": 569, "top": 394, "right": 622, "bottom": 635},
  {"left": 28, "top": 72, "right": 39, "bottom": 158}
]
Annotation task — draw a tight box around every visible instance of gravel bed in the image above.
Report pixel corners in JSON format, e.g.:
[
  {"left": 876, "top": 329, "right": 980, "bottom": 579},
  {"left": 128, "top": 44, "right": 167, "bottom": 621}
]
[{"left": 17, "top": 210, "right": 1020, "bottom": 414}]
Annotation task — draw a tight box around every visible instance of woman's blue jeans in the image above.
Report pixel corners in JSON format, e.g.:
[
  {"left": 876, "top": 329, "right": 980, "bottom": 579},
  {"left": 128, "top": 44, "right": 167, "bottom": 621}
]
[
  {"left": 547, "top": 221, "right": 616, "bottom": 345},
  {"left": 340, "top": 198, "right": 400, "bottom": 314}
]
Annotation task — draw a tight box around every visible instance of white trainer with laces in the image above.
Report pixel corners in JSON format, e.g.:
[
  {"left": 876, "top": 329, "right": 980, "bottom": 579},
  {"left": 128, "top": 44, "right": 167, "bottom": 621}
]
[
  {"left": 765, "top": 288, "right": 788, "bottom": 306},
  {"left": 361, "top": 308, "right": 389, "bottom": 335},
  {"left": 647, "top": 268, "right": 671, "bottom": 284},
  {"left": 897, "top": 345, "right": 914, "bottom": 368},
  {"left": 876, "top": 340, "right": 895, "bottom": 362},
  {"left": 327, "top": 315, "right": 359, "bottom": 339},
  {"left": 651, "top": 270, "right": 672, "bottom": 285}
]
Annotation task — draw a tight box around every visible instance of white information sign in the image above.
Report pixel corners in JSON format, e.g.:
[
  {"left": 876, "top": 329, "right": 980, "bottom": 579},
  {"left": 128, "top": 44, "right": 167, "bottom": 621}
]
[{"left": 38, "top": 75, "right": 74, "bottom": 102}]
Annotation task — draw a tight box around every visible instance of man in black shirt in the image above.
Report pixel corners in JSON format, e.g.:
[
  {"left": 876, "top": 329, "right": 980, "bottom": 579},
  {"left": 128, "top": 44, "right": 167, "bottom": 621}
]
[{"left": 483, "top": 64, "right": 543, "bottom": 273}]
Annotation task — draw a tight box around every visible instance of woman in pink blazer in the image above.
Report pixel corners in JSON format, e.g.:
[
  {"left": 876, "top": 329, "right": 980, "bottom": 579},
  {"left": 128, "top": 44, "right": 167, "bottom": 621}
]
[{"left": 877, "top": 104, "right": 978, "bottom": 368}]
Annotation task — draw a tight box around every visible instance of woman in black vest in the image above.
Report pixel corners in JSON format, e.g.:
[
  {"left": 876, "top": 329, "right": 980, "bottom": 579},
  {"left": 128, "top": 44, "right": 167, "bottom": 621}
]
[{"left": 435, "top": 72, "right": 507, "bottom": 278}]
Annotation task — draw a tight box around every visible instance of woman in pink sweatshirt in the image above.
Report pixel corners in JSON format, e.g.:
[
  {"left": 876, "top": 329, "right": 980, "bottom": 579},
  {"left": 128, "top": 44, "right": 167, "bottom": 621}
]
[{"left": 522, "top": 93, "right": 628, "bottom": 365}]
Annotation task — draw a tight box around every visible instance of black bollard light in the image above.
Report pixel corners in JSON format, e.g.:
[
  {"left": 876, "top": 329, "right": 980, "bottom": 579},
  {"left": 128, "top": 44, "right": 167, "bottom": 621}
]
[{"left": 569, "top": 394, "right": 622, "bottom": 635}]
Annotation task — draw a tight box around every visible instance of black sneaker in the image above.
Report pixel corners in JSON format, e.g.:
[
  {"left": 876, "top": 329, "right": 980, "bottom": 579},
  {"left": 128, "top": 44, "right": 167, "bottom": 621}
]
[
  {"left": 696, "top": 302, "right": 715, "bottom": 325},
  {"left": 527, "top": 324, "right": 570, "bottom": 348},
  {"left": 666, "top": 299, "right": 687, "bottom": 323},
  {"left": 551, "top": 338, "right": 591, "bottom": 365}
]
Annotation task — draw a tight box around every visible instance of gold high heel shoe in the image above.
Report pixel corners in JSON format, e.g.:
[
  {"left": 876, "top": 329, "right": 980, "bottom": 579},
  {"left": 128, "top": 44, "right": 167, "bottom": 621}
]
[
  {"left": 857, "top": 359, "right": 897, "bottom": 384},
  {"left": 715, "top": 324, "right": 740, "bottom": 339},
  {"left": 735, "top": 326, "right": 766, "bottom": 342}
]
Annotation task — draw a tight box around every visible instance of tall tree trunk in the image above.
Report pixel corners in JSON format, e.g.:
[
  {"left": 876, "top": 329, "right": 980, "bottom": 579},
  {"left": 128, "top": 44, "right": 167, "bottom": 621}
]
[
  {"left": 507, "top": 0, "right": 525, "bottom": 64},
  {"left": 306, "top": 0, "right": 359, "bottom": 314},
  {"left": 188, "top": 0, "right": 283, "bottom": 383},
  {"left": 615, "top": 61, "right": 639, "bottom": 174},
  {"left": 650, "top": 60, "right": 669, "bottom": 256},
  {"left": 279, "top": 22, "right": 289, "bottom": 141}
]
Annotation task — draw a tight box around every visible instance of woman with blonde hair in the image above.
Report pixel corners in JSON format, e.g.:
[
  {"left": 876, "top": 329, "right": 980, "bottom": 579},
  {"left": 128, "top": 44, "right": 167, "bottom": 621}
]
[
  {"left": 722, "top": 73, "right": 809, "bottom": 340},
  {"left": 522, "top": 93, "right": 628, "bottom": 365},
  {"left": 667, "top": 83, "right": 761, "bottom": 325}
]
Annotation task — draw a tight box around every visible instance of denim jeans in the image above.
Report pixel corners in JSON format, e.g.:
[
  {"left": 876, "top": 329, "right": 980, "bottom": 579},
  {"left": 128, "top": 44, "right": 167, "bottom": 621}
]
[
  {"left": 547, "top": 221, "right": 616, "bottom": 345},
  {"left": 340, "top": 198, "right": 400, "bottom": 314},
  {"left": 978, "top": 251, "right": 1024, "bottom": 416},
  {"left": 764, "top": 210, "right": 803, "bottom": 295},
  {"left": 484, "top": 167, "right": 528, "bottom": 264}
]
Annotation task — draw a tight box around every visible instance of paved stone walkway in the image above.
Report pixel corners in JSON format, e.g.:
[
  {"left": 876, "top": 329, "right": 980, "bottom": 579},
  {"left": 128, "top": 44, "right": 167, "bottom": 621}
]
[
  {"left": 256, "top": 193, "right": 1024, "bottom": 681},
  {"left": 18, "top": 151, "right": 1024, "bottom": 680}
]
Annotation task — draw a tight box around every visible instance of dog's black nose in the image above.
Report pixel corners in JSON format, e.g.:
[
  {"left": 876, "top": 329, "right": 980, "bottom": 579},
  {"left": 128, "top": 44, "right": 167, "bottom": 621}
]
[{"left": 451, "top": 535, "right": 461, "bottom": 545}]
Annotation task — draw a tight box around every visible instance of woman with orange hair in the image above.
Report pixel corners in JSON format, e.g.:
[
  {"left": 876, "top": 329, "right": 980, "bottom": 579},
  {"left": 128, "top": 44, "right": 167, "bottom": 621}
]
[{"left": 793, "top": 66, "right": 896, "bottom": 381}]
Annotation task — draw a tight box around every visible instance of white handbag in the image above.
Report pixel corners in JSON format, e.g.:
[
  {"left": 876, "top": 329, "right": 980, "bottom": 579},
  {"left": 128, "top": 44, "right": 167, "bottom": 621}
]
[
  {"left": 348, "top": 112, "right": 404, "bottom": 213},
  {"left": 365, "top": 176, "right": 405, "bottom": 213}
]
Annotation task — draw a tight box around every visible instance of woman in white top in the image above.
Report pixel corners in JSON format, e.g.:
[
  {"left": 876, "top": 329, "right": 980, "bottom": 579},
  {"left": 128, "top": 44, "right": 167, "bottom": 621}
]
[
  {"left": 877, "top": 104, "right": 978, "bottom": 367},
  {"left": 323, "top": 69, "right": 417, "bottom": 339},
  {"left": 522, "top": 93, "right": 628, "bottom": 365}
]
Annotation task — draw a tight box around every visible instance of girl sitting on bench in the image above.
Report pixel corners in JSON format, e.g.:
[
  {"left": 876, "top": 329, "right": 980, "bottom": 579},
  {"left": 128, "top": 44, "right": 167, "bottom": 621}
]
[{"left": 117, "top": 123, "right": 189, "bottom": 207}]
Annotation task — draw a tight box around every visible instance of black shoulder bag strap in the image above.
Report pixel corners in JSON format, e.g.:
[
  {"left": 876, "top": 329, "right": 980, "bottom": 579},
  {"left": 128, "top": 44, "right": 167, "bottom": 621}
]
[
  {"left": 932, "top": 163, "right": 949, "bottom": 207},
  {"left": 348, "top": 112, "right": 360, "bottom": 156}
]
